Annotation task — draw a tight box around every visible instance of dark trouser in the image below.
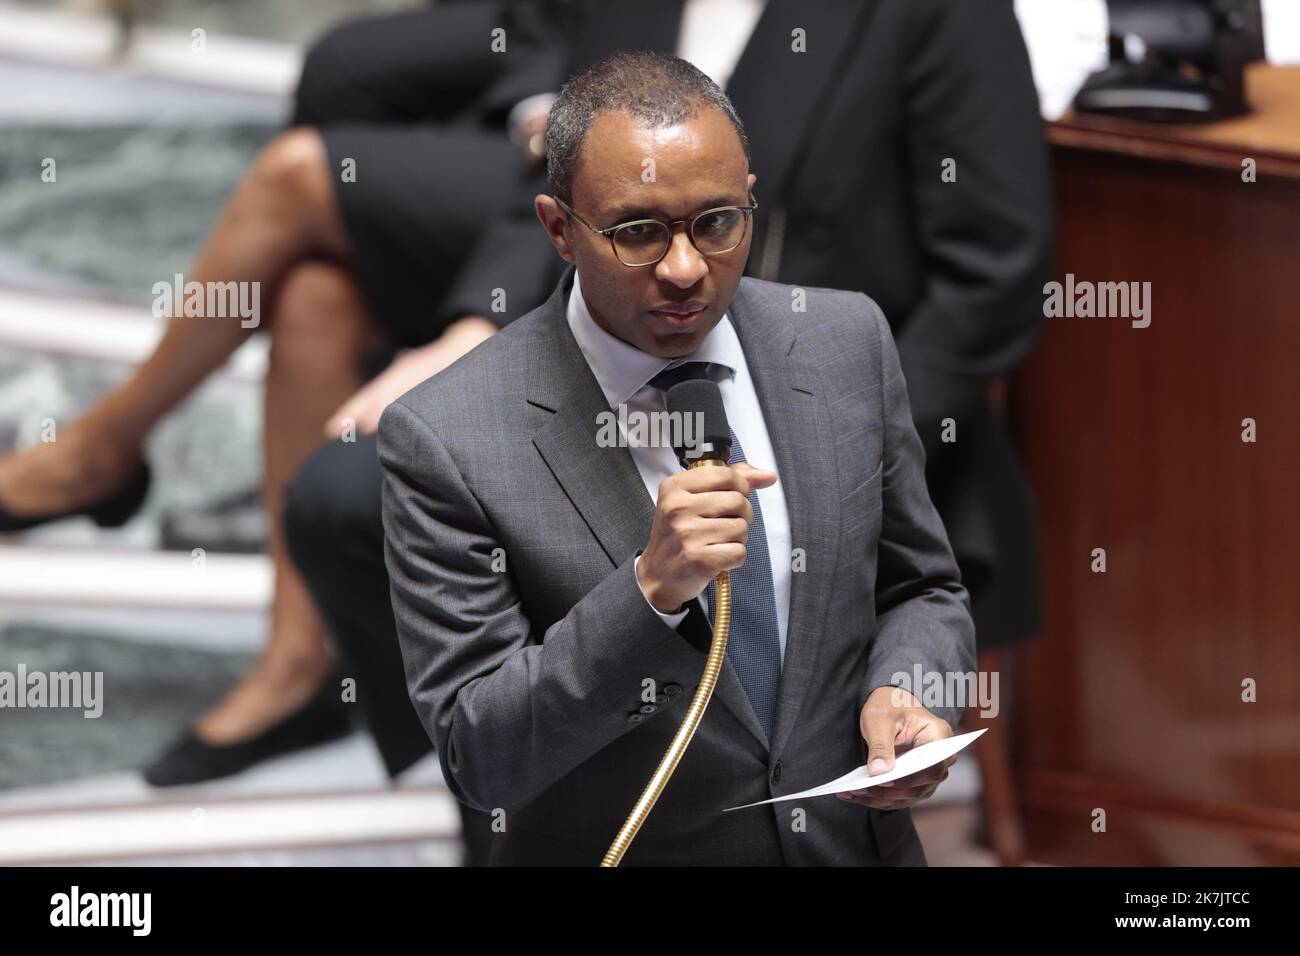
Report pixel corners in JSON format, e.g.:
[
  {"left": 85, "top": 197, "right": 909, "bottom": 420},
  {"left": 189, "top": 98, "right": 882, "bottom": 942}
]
[{"left": 284, "top": 434, "right": 493, "bottom": 866}]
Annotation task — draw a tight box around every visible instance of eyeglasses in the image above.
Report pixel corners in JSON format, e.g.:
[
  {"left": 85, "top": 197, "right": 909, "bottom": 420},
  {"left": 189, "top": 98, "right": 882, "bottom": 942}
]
[{"left": 554, "top": 192, "right": 758, "bottom": 267}]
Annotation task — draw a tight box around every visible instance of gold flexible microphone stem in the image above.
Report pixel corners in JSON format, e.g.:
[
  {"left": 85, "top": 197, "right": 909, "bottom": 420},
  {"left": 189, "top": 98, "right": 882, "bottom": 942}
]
[{"left": 601, "top": 457, "right": 732, "bottom": 868}]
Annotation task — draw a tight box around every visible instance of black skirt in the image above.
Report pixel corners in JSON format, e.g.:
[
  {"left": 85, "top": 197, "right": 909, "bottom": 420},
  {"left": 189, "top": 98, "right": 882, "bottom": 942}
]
[
  {"left": 320, "top": 119, "right": 520, "bottom": 347},
  {"left": 290, "top": 3, "right": 532, "bottom": 347}
]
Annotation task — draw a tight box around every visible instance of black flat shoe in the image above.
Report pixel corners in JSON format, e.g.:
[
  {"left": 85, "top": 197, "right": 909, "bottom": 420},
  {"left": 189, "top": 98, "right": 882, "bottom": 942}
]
[
  {"left": 142, "top": 681, "right": 353, "bottom": 788},
  {"left": 0, "top": 458, "right": 151, "bottom": 533}
]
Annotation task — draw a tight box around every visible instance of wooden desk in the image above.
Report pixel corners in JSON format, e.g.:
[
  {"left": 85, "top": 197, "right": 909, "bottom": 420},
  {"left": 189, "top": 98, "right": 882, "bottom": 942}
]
[{"left": 1011, "top": 64, "right": 1300, "bottom": 865}]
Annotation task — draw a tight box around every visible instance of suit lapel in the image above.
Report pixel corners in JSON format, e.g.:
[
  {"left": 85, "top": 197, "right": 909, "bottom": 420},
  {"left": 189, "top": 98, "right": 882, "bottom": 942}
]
[
  {"left": 528, "top": 267, "right": 654, "bottom": 568},
  {"left": 727, "top": 279, "right": 842, "bottom": 762}
]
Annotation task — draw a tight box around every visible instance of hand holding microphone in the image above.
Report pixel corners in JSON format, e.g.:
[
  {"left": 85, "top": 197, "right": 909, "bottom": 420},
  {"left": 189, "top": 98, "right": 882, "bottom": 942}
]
[{"left": 636, "top": 462, "right": 778, "bottom": 614}]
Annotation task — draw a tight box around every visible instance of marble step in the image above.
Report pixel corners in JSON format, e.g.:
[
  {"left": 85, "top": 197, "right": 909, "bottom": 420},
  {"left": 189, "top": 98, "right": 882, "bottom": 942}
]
[
  {"left": 0, "top": 543, "right": 270, "bottom": 610},
  {"left": 0, "top": 288, "right": 269, "bottom": 379},
  {"left": 0, "top": 4, "right": 299, "bottom": 98},
  {"left": 1, "top": 781, "right": 461, "bottom": 865}
]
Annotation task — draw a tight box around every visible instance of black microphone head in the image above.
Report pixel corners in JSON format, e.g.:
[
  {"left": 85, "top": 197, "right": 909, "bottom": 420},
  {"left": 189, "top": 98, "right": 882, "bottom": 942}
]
[{"left": 663, "top": 379, "right": 731, "bottom": 465}]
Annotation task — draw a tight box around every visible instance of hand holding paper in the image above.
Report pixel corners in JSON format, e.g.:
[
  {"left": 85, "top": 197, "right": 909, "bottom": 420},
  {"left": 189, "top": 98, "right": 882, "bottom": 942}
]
[{"left": 725, "top": 728, "right": 986, "bottom": 812}]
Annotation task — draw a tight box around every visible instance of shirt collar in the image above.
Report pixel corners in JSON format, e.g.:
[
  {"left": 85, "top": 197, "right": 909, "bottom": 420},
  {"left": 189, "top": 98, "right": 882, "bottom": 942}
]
[{"left": 566, "top": 269, "right": 742, "bottom": 408}]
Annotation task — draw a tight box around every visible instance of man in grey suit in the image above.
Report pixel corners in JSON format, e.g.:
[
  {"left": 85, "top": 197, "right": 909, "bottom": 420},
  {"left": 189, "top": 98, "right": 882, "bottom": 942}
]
[{"left": 378, "top": 51, "right": 975, "bottom": 866}]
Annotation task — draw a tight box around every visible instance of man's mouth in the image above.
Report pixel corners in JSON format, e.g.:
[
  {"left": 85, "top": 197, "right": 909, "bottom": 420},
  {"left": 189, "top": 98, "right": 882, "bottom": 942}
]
[{"left": 649, "top": 304, "right": 707, "bottom": 326}]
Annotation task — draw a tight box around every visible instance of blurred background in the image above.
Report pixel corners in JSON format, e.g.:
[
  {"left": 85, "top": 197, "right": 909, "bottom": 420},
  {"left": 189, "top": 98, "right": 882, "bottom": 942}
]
[{"left": 1, "top": 0, "right": 1296, "bottom": 867}]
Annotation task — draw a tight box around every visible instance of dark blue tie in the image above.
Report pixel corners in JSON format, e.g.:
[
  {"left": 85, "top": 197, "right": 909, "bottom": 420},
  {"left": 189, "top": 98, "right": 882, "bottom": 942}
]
[{"left": 648, "top": 361, "right": 783, "bottom": 741}]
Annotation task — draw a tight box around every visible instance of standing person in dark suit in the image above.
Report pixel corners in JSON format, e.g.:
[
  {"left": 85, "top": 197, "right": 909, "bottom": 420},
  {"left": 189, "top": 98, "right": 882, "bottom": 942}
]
[
  {"left": 286, "top": 0, "right": 1052, "bottom": 851},
  {"left": 379, "top": 51, "right": 975, "bottom": 864}
]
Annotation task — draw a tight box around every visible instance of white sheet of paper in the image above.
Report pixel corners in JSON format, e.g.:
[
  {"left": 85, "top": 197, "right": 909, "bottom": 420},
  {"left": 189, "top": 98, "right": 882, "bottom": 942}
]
[{"left": 724, "top": 728, "right": 987, "bottom": 812}]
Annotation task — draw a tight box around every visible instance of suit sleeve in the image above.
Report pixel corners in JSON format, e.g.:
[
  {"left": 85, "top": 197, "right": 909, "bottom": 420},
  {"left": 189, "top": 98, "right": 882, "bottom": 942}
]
[
  {"left": 378, "top": 398, "right": 707, "bottom": 813},
  {"left": 862, "top": 297, "right": 977, "bottom": 729},
  {"left": 894, "top": 0, "right": 1055, "bottom": 453}
]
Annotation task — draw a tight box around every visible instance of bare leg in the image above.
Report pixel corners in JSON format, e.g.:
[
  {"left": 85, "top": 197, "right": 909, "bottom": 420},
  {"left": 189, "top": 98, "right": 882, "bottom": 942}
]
[
  {"left": 0, "top": 127, "right": 350, "bottom": 519},
  {"left": 195, "top": 261, "right": 383, "bottom": 743}
]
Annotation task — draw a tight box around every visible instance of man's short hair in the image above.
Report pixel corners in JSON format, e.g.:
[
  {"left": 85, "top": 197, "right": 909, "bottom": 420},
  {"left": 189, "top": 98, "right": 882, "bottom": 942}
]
[{"left": 545, "top": 50, "right": 751, "bottom": 204}]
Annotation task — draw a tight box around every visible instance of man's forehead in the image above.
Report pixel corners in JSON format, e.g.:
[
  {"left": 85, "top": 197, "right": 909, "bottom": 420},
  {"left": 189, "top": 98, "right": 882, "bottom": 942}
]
[
  {"left": 586, "top": 106, "right": 741, "bottom": 153},
  {"left": 573, "top": 111, "right": 749, "bottom": 215}
]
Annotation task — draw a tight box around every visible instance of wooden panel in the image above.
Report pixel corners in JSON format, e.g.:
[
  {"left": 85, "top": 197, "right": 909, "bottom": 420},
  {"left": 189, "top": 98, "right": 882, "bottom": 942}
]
[
  {"left": 1022, "top": 770, "right": 1300, "bottom": 866},
  {"left": 1010, "top": 70, "right": 1300, "bottom": 864}
]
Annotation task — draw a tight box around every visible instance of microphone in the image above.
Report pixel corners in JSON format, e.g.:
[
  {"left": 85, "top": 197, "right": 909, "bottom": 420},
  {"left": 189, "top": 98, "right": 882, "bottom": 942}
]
[
  {"left": 663, "top": 379, "right": 731, "bottom": 468},
  {"left": 601, "top": 376, "right": 736, "bottom": 867}
]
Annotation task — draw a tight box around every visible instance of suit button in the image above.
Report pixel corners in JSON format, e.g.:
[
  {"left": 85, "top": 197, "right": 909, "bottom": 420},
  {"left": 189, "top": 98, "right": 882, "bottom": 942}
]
[
  {"left": 653, "top": 693, "right": 668, "bottom": 705},
  {"left": 664, "top": 684, "right": 682, "bottom": 697},
  {"left": 627, "top": 713, "right": 645, "bottom": 724},
  {"left": 639, "top": 704, "right": 657, "bottom": 715},
  {"left": 771, "top": 761, "right": 783, "bottom": 784}
]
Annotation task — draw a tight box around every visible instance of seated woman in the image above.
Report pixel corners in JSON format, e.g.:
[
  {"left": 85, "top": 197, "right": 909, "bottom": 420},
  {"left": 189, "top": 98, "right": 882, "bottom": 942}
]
[{"left": 0, "top": 2, "right": 558, "bottom": 802}]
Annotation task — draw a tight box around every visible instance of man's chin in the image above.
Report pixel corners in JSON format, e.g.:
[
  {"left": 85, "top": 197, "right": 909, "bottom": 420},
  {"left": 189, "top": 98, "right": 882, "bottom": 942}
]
[
  {"left": 645, "top": 310, "right": 715, "bottom": 352},
  {"left": 646, "top": 328, "right": 704, "bottom": 357}
]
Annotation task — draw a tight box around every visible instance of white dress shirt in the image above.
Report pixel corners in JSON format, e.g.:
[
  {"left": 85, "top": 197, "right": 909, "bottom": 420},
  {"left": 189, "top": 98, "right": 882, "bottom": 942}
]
[
  {"left": 566, "top": 270, "right": 792, "bottom": 666},
  {"left": 676, "top": 0, "right": 768, "bottom": 90}
]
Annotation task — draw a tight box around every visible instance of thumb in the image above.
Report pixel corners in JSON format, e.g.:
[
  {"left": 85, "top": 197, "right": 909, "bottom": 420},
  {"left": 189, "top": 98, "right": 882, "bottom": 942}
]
[
  {"left": 863, "top": 707, "right": 898, "bottom": 776},
  {"left": 733, "top": 462, "right": 778, "bottom": 487}
]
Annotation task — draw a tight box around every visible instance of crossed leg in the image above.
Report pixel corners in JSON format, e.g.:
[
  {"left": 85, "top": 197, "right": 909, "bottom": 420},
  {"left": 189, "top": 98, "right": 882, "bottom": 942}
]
[
  {"left": 0, "top": 127, "right": 348, "bottom": 522},
  {"left": 0, "top": 128, "right": 389, "bottom": 744},
  {"left": 195, "top": 260, "right": 382, "bottom": 743}
]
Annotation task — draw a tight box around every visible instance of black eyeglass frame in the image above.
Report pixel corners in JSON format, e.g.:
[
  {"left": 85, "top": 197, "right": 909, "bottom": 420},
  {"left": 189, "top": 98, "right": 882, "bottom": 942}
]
[{"left": 553, "top": 192, "right": 759, "bottom": 266}]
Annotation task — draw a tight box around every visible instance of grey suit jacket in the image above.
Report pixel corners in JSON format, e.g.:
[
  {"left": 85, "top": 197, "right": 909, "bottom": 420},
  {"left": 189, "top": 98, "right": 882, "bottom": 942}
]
[{"left": 378, "top": 264, "right": 975, "bottom": 866}]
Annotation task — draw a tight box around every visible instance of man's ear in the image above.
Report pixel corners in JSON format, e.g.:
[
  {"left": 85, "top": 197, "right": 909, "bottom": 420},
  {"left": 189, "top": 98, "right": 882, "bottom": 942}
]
[
  {"left": 747, "top": 172, "right": 757, "bottom": 196},
  {"left": 535, "top": 195, "right": 575, "bottom": 264}
]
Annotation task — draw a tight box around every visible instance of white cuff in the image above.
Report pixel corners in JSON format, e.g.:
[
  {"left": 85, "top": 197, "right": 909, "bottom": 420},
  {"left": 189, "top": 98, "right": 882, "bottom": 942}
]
[{"left": 634, "top": 553, "right": 689, "bottom": 629}]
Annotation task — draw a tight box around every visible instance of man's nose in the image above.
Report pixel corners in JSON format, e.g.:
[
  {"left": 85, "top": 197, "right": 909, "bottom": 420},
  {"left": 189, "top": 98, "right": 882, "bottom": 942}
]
[{"left": 654, "top": 226, "right": 708, "bottom": 288}]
